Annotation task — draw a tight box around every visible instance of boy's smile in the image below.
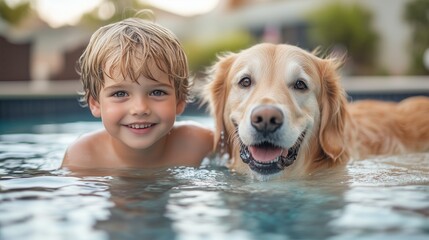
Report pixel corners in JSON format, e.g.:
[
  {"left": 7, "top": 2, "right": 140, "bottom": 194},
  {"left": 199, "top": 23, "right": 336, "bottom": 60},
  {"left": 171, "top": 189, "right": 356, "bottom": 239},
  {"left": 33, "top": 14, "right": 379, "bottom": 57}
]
[
  {"left": 127, "top": 123, "right": 155, "bottom": 129},
  {"left": 125, "top": 122, "right": 157, "bottom": 135}
]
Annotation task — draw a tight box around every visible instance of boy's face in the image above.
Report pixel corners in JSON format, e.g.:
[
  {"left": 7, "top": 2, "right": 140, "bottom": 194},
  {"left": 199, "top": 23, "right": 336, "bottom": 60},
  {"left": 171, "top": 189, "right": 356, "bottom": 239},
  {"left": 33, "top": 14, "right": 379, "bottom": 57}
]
[{"left": 89, "top": 62, "right": 185, "bottom": 150}]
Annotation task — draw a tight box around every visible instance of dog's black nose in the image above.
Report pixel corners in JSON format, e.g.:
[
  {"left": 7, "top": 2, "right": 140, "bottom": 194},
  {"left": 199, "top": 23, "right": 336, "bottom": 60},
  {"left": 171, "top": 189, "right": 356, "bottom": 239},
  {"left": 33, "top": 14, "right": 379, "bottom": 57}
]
[{"left": 251, "top": 105, "right": 283, "bottom": 133}]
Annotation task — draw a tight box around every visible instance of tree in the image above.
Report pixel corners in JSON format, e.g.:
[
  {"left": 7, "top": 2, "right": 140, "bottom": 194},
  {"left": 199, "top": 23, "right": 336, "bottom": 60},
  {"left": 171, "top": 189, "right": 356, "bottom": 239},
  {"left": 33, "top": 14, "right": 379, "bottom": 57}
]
[
  {"left": 0, "top": 0, "right": 31, "bottom": 26},
  {"left": 183, "top": 31, "right": 255, "bottom": 73},
  {"left": 307, "top": 3, "right": 379, "bottom": 75},
  {"left": 404, "top": 0, "right": 429, "bottom": 75},
  {"left": 78, "top": 0, "right": 151, "bottom": 29}
]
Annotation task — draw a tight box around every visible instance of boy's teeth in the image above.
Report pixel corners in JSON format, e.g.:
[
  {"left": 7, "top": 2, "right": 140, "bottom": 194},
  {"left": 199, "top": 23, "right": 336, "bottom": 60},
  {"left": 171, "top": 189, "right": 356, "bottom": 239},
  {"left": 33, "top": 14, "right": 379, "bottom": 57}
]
[{"left": 129, "top": 124, "right": 151, "bottom": 129}]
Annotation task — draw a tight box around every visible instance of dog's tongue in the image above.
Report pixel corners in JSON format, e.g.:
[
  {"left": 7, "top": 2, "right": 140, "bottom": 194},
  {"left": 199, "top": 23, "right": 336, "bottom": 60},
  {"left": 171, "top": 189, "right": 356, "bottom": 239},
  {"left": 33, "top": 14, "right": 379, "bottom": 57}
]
[{"left": 249, "top": 146, "right": 283, "bottom": 163}]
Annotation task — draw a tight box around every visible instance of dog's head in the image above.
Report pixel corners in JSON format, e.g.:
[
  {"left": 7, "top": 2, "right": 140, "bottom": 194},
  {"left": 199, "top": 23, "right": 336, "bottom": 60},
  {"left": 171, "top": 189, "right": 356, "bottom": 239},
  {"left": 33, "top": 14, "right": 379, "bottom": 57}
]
[{"left": 202, "top": 43, "right": 348, "bottom": 180}]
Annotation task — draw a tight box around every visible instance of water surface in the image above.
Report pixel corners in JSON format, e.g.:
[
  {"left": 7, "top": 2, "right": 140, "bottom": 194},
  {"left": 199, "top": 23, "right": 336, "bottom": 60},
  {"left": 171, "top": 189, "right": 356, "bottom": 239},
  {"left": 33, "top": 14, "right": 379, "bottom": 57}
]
[{"left": 1, "top": 121, "right": 428, "bottom": 240}]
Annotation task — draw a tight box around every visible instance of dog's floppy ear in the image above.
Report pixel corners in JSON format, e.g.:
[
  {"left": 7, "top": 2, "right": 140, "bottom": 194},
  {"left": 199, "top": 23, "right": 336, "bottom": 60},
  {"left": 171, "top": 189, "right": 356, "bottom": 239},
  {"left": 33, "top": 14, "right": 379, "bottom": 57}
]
[
  {"left": 202, "top": 53, "right": 237, "bottom": 153},
  {"left": 318, "top": 56, "right": 348, "bottom": 163}
]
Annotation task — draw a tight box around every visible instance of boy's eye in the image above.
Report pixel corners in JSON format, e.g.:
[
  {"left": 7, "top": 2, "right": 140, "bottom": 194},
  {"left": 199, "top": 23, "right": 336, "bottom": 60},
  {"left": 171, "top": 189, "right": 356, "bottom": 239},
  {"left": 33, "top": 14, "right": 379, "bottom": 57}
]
[
  {"left": 112, "top": 91, "right": 128, "bottom": 98},
  {"left": 150, "top": 90, "right": 167, "bottom": 97}
]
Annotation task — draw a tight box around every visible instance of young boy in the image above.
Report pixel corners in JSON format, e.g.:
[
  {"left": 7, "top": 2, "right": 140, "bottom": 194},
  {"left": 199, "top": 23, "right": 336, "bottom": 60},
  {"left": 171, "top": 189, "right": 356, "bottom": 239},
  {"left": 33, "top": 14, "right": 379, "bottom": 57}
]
[{"left": 62, "top": 15, "right": 213, "bottom": 170}]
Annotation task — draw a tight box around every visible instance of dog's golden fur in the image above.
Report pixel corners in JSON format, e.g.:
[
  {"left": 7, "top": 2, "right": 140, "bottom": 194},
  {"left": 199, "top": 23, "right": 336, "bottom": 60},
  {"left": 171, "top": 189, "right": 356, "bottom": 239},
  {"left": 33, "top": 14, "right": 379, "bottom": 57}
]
[{"left": 202, "top": 43, "right": 429, "bottom": 180}]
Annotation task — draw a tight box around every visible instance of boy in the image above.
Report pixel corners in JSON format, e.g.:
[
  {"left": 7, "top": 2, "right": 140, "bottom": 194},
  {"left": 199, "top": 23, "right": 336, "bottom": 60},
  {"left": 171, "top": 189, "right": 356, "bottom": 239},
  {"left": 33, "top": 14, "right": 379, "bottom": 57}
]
[{"left": 62, "top": 14, "right": 213, "bottom": 170}]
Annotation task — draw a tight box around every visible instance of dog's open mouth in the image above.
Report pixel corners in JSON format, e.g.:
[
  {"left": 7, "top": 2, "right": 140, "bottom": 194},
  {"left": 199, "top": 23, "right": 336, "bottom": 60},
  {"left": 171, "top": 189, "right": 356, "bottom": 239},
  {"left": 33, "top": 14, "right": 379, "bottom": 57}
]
[{"left": 239, "top": 132, "right": 306, "bottom": 175}]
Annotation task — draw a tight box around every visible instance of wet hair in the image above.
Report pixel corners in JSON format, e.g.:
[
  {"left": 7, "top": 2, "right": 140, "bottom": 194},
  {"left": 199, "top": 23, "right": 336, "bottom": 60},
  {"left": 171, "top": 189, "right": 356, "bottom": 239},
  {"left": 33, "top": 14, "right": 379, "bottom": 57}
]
[{"left": 77, "top": 10, "right": 191, "bottom": 106}]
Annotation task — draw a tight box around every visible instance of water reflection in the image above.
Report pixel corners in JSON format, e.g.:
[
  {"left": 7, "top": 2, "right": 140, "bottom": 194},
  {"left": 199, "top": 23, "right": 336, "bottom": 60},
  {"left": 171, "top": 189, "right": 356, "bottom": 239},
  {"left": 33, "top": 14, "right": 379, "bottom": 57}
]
[{"left": 0, "top": 175, "right": 112, "bottom": 240}]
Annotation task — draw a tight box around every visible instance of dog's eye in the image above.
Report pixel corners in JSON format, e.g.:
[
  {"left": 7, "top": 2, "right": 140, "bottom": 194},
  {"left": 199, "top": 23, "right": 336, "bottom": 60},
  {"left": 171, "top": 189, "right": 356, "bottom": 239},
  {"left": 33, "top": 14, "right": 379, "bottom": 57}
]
[
  {"left": 294, "top": 79, "right": 308, "bottom": 91},
  {"left": 238, "top": 77, "right": 252, "bottom": 88}
]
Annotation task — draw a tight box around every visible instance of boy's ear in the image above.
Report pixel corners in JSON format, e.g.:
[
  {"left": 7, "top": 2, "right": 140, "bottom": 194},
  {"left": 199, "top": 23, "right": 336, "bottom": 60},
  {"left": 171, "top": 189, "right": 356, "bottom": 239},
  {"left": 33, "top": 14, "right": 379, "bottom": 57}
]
[
  {"left": 176, "top": 100, "right": 186, "bottom": 115},
  {"left": 88, "top": 96, "right": 101, "bottom": 118}
]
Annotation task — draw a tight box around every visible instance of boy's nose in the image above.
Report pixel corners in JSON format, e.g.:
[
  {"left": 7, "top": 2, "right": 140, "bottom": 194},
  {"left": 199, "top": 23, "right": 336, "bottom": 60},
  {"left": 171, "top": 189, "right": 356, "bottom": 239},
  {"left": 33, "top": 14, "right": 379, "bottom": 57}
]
[{"left": 130, "top": 98, "right": 151, "bottom": 116}]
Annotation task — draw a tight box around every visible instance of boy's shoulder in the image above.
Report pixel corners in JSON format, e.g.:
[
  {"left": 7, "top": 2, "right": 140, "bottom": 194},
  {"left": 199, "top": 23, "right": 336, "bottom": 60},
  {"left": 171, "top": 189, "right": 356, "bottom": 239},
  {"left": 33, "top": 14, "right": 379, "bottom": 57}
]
[
  {"left": 172, "top": 120, "right": 213, "bottom": 142},
  {"left": 62, "top": 129, "right": 108, "bottom": 169},
  {"left": 168, "top": 120, "right": 214, "bottom": 164}
]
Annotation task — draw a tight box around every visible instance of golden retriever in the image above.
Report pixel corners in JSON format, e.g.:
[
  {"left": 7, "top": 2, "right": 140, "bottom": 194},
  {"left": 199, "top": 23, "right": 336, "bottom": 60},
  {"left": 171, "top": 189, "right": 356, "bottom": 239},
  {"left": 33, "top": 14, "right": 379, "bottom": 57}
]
[{"left": 201, "top": 43, "right": 429, "bottom": 180}]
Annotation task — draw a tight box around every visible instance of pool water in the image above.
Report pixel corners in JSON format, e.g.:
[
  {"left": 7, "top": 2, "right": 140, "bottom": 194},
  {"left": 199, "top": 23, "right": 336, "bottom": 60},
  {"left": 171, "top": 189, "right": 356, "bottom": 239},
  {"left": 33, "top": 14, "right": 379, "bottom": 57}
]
[{"left": 1, "top": 120, "right": 429, "bottom": 240}]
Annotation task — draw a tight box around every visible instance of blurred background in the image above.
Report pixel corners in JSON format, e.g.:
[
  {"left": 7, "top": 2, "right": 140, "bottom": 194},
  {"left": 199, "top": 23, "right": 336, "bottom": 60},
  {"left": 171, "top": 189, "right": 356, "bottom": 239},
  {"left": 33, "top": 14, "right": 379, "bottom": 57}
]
[{"left": 0, "top": 0, "right": 428, "bottom": 127}]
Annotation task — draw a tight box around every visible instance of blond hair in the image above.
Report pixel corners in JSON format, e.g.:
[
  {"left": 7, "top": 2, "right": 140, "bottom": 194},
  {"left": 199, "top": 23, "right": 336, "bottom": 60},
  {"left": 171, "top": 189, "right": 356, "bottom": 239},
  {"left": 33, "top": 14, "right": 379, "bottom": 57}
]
[{"left": 78, "top": 13, "right": 191, "bottom": 105}]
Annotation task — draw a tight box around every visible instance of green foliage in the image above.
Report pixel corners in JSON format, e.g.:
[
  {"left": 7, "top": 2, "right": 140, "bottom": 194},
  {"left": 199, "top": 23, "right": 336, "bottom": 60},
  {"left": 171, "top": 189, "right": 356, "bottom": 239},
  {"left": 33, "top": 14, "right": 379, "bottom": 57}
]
[
  {"left": 183, "top": 31, "right": 256, "bottom": 73},
  {"left": 307, "top": 3, "right": 379, "bottom": 75},
  {"left": 404, "top": 0, "right": 429, "bottom": 75},
  {"left": 0, "top": 0, "right": 31, "bottom": 25},
  {"left": 78, "top": 0, "right": 151, "bottom": 29}
]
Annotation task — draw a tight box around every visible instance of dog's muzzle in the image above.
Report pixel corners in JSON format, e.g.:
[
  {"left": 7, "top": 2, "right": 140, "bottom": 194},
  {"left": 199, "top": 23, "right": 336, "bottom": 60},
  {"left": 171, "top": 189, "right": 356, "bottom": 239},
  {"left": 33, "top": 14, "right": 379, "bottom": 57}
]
[{"left": 239, "top": 131, "right": 305, "bottom": 175}]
